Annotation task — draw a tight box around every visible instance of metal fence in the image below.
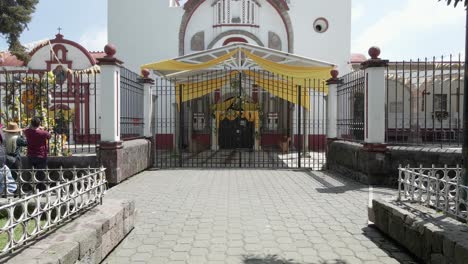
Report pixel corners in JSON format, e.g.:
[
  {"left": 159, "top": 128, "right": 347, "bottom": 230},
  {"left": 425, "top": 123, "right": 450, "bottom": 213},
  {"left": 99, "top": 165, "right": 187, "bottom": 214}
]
[
  {"left": 120, "top": 67, "right": 144, "bottom": 140},
  {"left": 398, "top": 165, "right": 467, "bottom": 223},
  {"left": 385, "top": 56, "right": 464, "bottom": 147},
  {"left": 337, "top": 70, "right": 365, "bottom": 142},
  {"left": 0, "top": 69, "right": 99, "bottom": 155},
  {"left": 0, "top": 167, "right": 107, "bottom": 256},
  {"left": 153, "top": 69, "right": 328, "bottom": 169}
]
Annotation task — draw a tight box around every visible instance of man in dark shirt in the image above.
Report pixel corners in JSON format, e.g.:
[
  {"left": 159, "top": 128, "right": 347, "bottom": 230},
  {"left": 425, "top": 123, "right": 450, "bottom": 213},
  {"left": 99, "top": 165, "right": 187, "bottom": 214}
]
[{"left": 23, "top": 117, "right": 51, "bottom": 169}]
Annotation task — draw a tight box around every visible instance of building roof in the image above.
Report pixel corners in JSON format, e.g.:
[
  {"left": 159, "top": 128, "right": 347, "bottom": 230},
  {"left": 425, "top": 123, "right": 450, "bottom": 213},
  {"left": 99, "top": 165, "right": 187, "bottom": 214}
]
[
  {"left": 0, "top": 51, "right": 25, "bottom": 67},
  {"left": 350, "top": 53, "right": 367, "bottom": 64},
  {"left": 0, "top": 34, "right": 104, "bottom": 68}
]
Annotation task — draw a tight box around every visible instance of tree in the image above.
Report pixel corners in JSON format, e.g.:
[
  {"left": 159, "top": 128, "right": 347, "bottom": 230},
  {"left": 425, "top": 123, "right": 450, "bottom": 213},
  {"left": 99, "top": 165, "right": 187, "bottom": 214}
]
[{"left": 0, "top": 0, "right": 39, "bottom": 64}]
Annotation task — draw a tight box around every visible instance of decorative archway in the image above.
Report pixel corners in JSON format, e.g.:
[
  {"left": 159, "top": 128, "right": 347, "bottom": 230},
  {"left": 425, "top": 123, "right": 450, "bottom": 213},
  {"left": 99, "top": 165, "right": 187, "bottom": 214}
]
[{"left": 179, "top": 0, "right": 293, "bottom": 55}]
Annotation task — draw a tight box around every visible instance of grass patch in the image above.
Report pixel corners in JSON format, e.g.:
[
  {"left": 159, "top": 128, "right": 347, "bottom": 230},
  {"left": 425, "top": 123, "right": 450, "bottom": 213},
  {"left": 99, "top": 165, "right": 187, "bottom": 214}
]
[{"left": 0, "top": 217, "right": 46, "bottom": 250}]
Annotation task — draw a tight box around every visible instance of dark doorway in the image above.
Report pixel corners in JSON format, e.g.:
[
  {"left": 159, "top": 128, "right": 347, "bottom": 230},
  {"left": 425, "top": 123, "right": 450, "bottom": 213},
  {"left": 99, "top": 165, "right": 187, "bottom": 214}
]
[{"left": 219, "top": 117, "right": 254, "bottom": 149}]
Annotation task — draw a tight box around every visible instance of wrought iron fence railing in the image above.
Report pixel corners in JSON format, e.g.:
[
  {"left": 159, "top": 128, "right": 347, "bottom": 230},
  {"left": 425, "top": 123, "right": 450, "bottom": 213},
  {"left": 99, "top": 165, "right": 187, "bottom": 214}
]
[
  {"left": 0, "top": 167, "right": 107, "bottom": 256},
  {"left": 398, "top": 165, "right": 467, "bottom": 222},
  {"left": 120, "top": 67, "right": 144, "bottom": 140},
  {"left": 337, "top": 70, "right": 365, "bottom": 142},
  {"left": 0, "top": 69, "right": 100, "bottom": 155},
  {"left": 385, "top": 57, "right": 464, "bottom": 147}
]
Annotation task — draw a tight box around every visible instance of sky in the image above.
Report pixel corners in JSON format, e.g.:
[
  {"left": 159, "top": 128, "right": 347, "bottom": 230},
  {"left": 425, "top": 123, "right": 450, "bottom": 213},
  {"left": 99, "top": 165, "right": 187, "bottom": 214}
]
[{"left": 0, "top": 0, "right": 466, "bottom": 60}]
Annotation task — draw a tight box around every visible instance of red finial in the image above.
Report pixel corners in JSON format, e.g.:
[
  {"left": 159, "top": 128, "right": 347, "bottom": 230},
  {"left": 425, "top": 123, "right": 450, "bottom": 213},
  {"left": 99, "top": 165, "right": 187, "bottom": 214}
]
[
  {"left": 368, "top": 47, "right": 381, "bottom": 60},
  {"left": 330, "top": 69, "right": 339, "bottom": 79},
  {"left": 104, "top": 44, "right": 117, "bottom": 57},
  {"left": 142, "top": 68, "right": 150, "bottom": 78}
]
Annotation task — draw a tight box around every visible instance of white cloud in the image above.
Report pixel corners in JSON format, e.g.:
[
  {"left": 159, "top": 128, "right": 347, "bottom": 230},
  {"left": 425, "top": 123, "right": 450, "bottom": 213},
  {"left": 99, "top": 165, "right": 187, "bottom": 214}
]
[
  {"left": 79, "top": 27, "right": 107, "bottom": 51},
  {"left": 353, "top": 0, "right": 464, "bottom": 58}
]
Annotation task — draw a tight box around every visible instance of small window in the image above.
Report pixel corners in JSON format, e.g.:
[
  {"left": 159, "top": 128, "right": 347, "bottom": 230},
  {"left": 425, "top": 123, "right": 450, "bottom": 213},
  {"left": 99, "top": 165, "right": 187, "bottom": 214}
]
[
  {"left": 313, "top": 18, "right": 329, "bottom": 33},
  {"left": 434, "top": 94, "right": 448, "bottom": 111}
]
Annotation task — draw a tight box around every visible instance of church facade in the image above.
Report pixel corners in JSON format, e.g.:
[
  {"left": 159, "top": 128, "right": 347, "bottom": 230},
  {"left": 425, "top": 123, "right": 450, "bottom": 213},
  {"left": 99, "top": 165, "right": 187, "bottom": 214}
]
[{"left": 109, "top": 0, "right": 352, "bottom": 73}]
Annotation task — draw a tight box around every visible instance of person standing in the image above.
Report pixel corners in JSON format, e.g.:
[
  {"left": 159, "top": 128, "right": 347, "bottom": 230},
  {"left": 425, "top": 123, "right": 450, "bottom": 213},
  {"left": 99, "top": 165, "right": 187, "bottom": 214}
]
[
  {"left": 4, "top": 122, "right": 27, "bottom": 170},
  {"left": 24, "top": 117, "right": 51, "bottom": 169},
  {"left": 0, "top": 132, "right": 17, "bottom": 196}
]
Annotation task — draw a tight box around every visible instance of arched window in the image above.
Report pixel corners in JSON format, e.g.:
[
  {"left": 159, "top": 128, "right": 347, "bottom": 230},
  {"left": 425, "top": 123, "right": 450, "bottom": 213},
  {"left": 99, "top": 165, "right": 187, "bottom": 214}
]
[{"left": 214, "top": 0, "right": 259, "bottom": 26}]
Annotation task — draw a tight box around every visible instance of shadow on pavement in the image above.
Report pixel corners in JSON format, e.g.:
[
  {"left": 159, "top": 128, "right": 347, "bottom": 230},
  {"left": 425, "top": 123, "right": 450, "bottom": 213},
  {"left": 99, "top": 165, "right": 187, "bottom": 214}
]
[
  {"left": 242, "top": 254, "right": 348, "bottom": 264},
  {"left": 361, "top": 225, "right": 421, "bottom": 264}
]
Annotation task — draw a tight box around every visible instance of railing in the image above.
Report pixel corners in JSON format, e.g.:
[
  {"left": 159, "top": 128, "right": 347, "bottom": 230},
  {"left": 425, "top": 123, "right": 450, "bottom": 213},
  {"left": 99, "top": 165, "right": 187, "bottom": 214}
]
[
  {"left": 385, "top": 56, "right": 464, "bottom": 147},
  {"left": 120, "top": 67, "right": 144, "bottom": 140},
  {"left": 398, "top": 165, "right": 467, "bottom": 223},
  {"left": 0, "top": 167, "right": 106, "bottom": 256},
  {"left": 337, "top": 70, "right": 365, "bottom": 142},
  {"left": 0, "top": 69, "right": 100, "bottom": 155}
]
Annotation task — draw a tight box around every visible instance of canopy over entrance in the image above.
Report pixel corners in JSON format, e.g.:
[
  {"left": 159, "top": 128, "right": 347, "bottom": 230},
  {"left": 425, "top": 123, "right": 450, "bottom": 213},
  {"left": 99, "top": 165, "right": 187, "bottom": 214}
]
[
  {"left": 142, "top": 43, "right": 335, "bottom": 81},
  {"left": 142, "top": 43, "right": 334, "bottom": 109}
]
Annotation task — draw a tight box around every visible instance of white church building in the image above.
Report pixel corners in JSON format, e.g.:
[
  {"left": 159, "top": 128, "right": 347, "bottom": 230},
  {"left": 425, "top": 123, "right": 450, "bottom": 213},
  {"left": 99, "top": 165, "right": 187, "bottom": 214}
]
[{"left": 108, "top": 0, "right": 352, "bottom": 156}]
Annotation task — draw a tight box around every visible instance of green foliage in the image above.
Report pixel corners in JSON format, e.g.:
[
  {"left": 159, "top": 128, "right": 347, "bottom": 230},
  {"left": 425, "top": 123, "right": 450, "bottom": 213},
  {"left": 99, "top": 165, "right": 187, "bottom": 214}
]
[
  {"left": 0, "top": 0, "right": 39, "bottom": 63},
  {"left": 439, "top": 0, "right": 468, "bottom": 7}
]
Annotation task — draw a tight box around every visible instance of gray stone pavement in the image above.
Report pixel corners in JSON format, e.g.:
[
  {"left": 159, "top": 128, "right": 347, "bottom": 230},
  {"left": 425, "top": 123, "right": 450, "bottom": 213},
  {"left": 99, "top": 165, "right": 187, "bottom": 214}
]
[{"left": 102, "top": 169, "right": 418, "bottom": 264}]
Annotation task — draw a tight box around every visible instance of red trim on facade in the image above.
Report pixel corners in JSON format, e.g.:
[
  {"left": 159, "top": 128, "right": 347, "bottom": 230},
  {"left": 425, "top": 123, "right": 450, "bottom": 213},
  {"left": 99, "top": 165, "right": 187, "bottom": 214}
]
[
  {"left": 223, "top": 37, "right": 248, "bottom": 46},
  {"left": 192, "top": 134, "right": 210, "bottom": 146},
  {"left": 29, "top": 34, "right": 96, "bottom": 65},
  {"left": 155, "top": 134, "right": 174, "bottom": 149}
]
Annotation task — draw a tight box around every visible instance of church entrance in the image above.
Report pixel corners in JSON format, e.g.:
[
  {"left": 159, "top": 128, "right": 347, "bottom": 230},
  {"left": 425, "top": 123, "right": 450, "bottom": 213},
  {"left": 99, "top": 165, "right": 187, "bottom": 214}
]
[
  {"left": 219, "top": 117, "right": 254, "bottom": 149},
  {"left": 148, "top": 44, "right": 331, "bottom": 170}
]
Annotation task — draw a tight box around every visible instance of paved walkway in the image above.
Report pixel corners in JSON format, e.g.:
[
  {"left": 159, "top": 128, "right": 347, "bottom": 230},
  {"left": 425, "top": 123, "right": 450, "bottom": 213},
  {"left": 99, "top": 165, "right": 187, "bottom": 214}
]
[{"left": 103, "top": 170, "right": 417, "bottom": 264}]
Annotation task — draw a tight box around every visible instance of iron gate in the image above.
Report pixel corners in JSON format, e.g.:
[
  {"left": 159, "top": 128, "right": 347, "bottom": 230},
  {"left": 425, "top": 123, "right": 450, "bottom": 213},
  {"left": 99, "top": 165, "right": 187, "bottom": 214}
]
[{"left": 152, "top": 70, "right": 327, "bottom": 169}]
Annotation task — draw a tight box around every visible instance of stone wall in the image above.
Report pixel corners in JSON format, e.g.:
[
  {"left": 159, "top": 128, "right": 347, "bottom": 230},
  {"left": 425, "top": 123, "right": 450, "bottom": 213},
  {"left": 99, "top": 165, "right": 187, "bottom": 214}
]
[
  {"left": 327, "top": 140, "right": 462, "bottom": 186},
  {"left": 99, "top": 138, "right": 153, "bottom": 185},
  {"left": 372, "top": 199, "right": 468, "bottom": 264},
  {"left": 5, "top": 198, "right": 135, "bottom": 264}
]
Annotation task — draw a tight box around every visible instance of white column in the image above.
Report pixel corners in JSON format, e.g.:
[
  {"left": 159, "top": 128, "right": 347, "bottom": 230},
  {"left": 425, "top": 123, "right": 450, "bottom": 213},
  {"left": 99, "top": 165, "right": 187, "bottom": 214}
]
[
  {"left": 326, "top": 71, "right": 340, "bottom": 139},
  {"left": 98, "top": 49, "right": 122, "bottom": 142},
  {"left": 142, "top": 69, "right": 154, "bottom": 138},
  {"left": 362, "top": 47, "right": 388, "bottom": 144}
]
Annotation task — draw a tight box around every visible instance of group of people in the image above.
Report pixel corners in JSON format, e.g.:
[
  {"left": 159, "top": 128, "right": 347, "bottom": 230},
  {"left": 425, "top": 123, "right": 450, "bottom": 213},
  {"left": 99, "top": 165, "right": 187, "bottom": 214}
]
[{"left": 0, "top": 117, "right": 51, "bottom": 195}]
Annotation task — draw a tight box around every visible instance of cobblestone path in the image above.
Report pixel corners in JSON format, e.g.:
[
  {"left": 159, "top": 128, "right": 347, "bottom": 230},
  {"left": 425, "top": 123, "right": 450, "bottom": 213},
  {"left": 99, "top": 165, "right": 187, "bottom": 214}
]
[{"left": 103, "top": 170, "right": 418, "bottom": 264}]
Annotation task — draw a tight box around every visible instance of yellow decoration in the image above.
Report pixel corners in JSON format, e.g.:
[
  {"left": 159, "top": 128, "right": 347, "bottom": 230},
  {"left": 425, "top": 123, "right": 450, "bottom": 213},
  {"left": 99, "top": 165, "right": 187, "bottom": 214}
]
[
  {"left": 216, "top": 111, "right": 260, "bottom": 130},
  {"left": 242, "top": 50, "right": 333, "bottom": 81},
  {"left": 243, "top": 71, "right": 312, "bottom": 110},
  {"left": 141, "top": 50, "right": 238, "bottom": 72},
  {"left": 175, "top": 72, "right": 236, "bottom": 106},
  {"left": 21, "top": 90, "right": 36, "bottom": 111},
  {"left": 212, "top": 98, "right": 259, "bottom": 111}
]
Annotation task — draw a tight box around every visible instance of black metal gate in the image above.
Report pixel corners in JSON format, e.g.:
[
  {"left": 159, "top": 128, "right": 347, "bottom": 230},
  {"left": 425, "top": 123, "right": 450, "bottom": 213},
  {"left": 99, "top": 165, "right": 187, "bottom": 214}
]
[{"left": 152, "top": 70, "right": 327, "bottom": 169}]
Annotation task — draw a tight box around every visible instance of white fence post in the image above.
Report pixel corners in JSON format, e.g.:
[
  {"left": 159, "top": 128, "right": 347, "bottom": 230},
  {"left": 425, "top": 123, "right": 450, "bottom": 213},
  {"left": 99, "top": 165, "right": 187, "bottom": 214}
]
[
  {"left": 142, "top": 69, "right": 154, "bottom": 138},
  {"left": 326, "top": 70, "right": 341, "bottom": 139},
  {"left": 361, "top": 47, "right": 388, "bottom": 144},
  {"left": 97, "top": 44, "right": 123, "bottom": 142}
]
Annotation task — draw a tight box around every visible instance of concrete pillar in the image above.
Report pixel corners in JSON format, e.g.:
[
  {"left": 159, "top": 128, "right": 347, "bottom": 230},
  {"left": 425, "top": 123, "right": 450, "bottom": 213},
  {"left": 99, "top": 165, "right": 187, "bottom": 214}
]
[
  {"left": 97, "top": 44, "right": 124, "bottom": 185},
  {"left": 97, "top": 44, "right": 123, "bottom": 142},
  {"left": 361, "top": 47, "right": 389, "bottom": 145},
  {"left": 326, "top": 70, "right": 341, "bottom": 139},
  {"left": 141, "top": 69, "right": 154, "bottom": 138}
]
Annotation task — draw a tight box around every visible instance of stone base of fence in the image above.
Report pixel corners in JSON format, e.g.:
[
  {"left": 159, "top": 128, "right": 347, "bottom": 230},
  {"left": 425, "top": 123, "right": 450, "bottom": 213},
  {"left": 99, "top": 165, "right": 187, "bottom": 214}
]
[
  {"left": 327, "top": 140, "right": 462, "bottom": 186},
  {"left": 4, "top": 198, "right": 135, "bottom": 264},
  {"left": 98, "top": 139, "right": 153, "bottom": 185},
  {"left": 371, "top": 199, "right": 468, "bottom": 264}
]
